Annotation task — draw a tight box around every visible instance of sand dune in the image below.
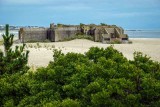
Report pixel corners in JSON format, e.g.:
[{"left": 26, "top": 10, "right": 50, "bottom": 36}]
[{"left": 0, "top": 38, "right": 160, "bottom": 67}]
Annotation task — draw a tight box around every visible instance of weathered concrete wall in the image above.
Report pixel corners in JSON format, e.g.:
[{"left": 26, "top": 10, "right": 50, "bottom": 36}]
[
  {"left": 19, "top": 26, "right": 81, "bottom": 42},
  {"left": 105, "top": 28, "right": 115, "bottom": 34},
  {"left": 54, "top": 27, "right": 80, "bottom": 41},
  {"left": 94, "top": 28, "right": 101, "bottom": 42},
  {"left": 101, "top": 34, "right": 111, "bottom": 44},
  {"left": 47, "top": 29, "right": 55, "bottom": 42},
  {"left": 94, "top": 27, "right": 127, "bottom": 42},
  {"left": 115, "top": 28, "right": 121, "bottom": 38},
  {"left": 94, "top": 27, "right": 115, "bottom": 42},
  {"left": 19, "top": 24, "right": 128, "bottom": 43},
  {"left": 118, "top": 27, "right": 124, "bottom": 34},
  {"left": 19, "top": 28, "right": 48, "bottom": 42}
]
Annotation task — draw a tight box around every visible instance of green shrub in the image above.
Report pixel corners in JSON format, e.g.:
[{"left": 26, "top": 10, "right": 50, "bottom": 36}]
[
  {"left": 1, "top": 45, "right": 160, "bottom": 106},
  {"left": 60, "top": 35, "right": 93, "bottom": 42},
  {"left": 111, "top": 39, "right": 121, "bottom": 44},
  {"left": 0, "top": 24, "right": 29, "bottom": 75}
]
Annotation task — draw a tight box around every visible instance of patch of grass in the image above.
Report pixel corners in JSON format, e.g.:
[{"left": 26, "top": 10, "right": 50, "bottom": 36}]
[
  {"left": 128, "top": 40, "right": 133, "bottom": 44},
  {"left": 76, "top": 35, "right": 93, "bottom": 40},
  {"left": 0, "top": 40, "right": 3, "bottom": 45},
  {"left": 28, "top": 44, "right": 33, "bottom": 48},
  {"left": 36, "top": 42, "right": 42, "bottom": 48},
  {"left": 111, "top": 39, "right": 121, "bottom": 44},
  {"left": 26, "top": 43, "right": 55, "bottom": 50},
  {"left": 26, "top": 39, "right": 51, "bottom": 43},
  {"left": 26, "top": 40, "right": 39, "bottom": 43},
  {"left": 51, "top": 45, "right": 55, "bottom": 48},
  {"left": 43, "top": 39, "right": 51, "bottom": 42},
  {"left": 61, "top": 35, "right": 94, "bottom": 42}
]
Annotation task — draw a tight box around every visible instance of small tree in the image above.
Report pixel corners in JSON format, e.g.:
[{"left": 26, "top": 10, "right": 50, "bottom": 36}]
[
  {"left": 2, "top": 24, "right": 14, "bottom": 56},
  {"left": 0, "top": 24, "right": 29, "bottom": 75}
]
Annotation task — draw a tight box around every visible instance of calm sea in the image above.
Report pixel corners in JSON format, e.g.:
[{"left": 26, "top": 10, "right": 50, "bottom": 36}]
[
  {"left": 0, "top": 30, "right": 160, "bottom": 39},
  {"left": 125, "top": 30, "right": 160, "bottom": 38},
  {"left": 0, "top": 30, "right": 19, "bottom": 39}
]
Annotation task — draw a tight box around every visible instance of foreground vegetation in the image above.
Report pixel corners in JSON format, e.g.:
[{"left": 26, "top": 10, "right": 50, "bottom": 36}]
[
  {"left": 0, "top": 25, "right": 160, "bottom": 106},
  {"left": 0, "top": 40, "right": 3, "bottom": 45}
]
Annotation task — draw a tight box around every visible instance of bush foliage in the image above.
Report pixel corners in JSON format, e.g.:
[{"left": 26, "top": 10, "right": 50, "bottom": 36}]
[
  {"left": 0, "top": 24, "right": 29, "bottom": 75},
  {"left": 1, "top": 25, "right": 160, "bottom": 106},
  {"left": 1, "top": 45, "right": 160, "bottom": 106}
]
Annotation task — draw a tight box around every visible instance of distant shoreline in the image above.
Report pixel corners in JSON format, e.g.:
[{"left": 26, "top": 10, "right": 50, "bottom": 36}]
[{"left": 129, "top": 38, "right": 160, "bottom": 40}]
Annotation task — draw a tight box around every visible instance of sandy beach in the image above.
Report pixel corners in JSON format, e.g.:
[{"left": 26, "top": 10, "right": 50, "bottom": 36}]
[{"left": 1, "top": 38, "right": 160, "bottom": 67}]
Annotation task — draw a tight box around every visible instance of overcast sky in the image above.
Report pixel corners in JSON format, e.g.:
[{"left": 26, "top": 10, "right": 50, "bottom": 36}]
[{"left": 0, "top": 0, "right": 160, "bottom": 29}]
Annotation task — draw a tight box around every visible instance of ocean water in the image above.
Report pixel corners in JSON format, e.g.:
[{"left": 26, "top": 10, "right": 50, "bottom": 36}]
[
  {"left": 0, "top": 30, "right": 19, "bottom": 39},
  {"left": 0, "top": 30, "right": 160, "bottom": 39},
  {"left": 125, "top": 30, "right": 160, "bottom": 38}
]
